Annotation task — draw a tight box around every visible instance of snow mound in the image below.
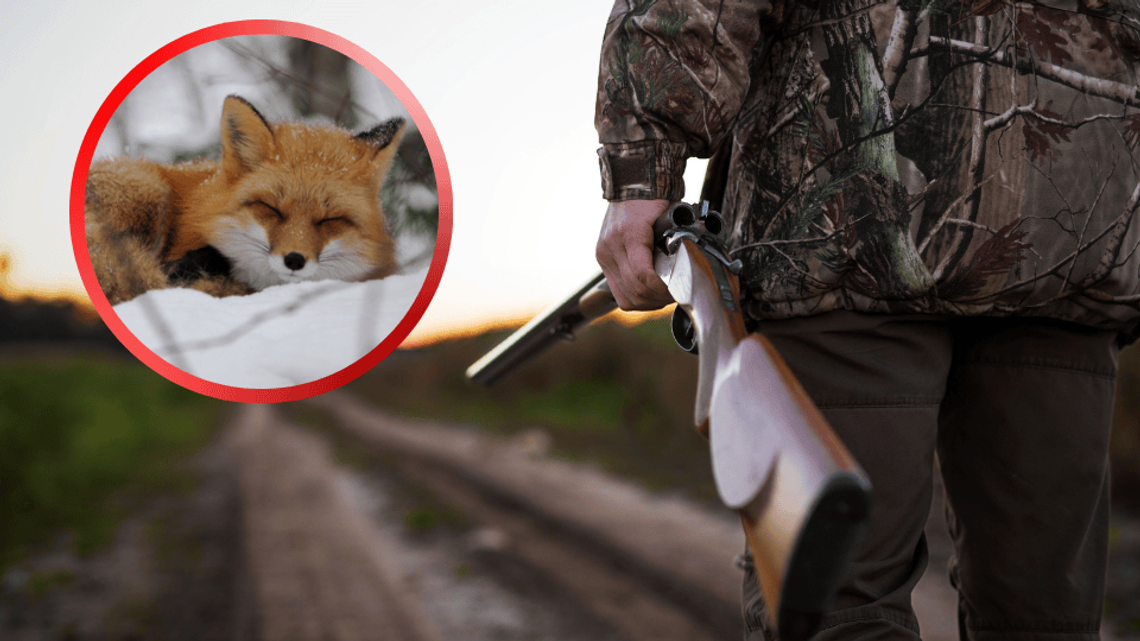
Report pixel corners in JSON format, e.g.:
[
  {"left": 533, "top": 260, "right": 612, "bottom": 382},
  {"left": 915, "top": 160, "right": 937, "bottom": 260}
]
[{"left": 114, "top": 266, "right": 429, "bottom": 389}]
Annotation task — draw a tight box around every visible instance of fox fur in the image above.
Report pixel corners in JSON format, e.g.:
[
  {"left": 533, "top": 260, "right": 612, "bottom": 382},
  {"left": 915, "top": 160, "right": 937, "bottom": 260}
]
[{"left": 85, "top": 95, "right": 405, "bottom": 305}]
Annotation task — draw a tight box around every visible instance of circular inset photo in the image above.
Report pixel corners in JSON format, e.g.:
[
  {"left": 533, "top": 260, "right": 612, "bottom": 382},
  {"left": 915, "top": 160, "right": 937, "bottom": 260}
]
[{"left": 71, "top": 22, "right": 451, "bottom": 402}]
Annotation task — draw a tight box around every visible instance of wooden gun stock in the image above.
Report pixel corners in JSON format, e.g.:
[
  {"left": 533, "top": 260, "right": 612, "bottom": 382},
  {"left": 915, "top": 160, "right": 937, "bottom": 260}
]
[
  {"left": 466, "top": 202, "right": 871, "bottom": 640},
  {"left": 657, "top": 229, "right": 870, "bottom": 639}
]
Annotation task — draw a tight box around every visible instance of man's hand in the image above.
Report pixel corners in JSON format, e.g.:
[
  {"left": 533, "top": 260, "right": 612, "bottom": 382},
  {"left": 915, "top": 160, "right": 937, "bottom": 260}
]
[{"left": 595, "top": 199, "right": 676, "bottom": 311}]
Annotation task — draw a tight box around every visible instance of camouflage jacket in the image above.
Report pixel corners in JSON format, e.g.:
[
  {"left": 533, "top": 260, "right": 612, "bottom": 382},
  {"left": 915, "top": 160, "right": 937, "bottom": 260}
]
[{"left": 596, "top": 0, "right": 1140, "bottom": 332}]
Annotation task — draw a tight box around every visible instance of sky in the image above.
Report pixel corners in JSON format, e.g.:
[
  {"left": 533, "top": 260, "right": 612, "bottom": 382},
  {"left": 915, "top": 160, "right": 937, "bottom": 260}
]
[{"left": 0, "top": 1, "right": 709, "bottom": 344}]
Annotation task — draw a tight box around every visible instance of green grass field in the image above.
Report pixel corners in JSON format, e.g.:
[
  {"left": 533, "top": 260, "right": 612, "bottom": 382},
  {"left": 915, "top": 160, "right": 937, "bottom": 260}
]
[{"left": 0, "top": 356, "right": 224, "bottom": 572}]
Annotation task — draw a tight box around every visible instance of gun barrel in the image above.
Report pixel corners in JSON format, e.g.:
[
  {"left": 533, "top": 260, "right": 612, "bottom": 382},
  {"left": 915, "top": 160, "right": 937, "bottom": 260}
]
[{"left": 466, "top": 272, "right": 615, "bottom": 386}]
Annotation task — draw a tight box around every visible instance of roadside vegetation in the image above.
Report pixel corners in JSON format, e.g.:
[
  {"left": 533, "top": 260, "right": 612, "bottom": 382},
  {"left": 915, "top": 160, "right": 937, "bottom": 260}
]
[
  {"left": 0, "top": 356, "right": 224, "bottom": 572},
  {"left": 351, "top": 315, "right": 1140, "bottom": 511},
  {"left": 350, "top": 316, "right": 716, "bottom": 503}
]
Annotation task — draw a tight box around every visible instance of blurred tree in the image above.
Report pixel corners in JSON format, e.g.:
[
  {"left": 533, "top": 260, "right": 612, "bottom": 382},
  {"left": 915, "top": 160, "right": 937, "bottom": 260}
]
[{"left": 285, "top": 39, "right": 356, "bottom": 127}]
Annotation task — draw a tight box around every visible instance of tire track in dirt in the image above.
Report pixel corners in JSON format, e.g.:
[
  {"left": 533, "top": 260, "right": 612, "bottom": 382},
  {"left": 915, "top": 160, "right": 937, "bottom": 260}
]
[
  {"left": 302, "top": 391, "right": 746, "bottom": 641},
  {"left": 234, "top": 391, "right": 987, "bottom": 640},
  {"left": 229, "top": 403, "right": 443, "bottom": 641},
  {"left": 375, "top": 437, "right": 739, "bottom": 641}
]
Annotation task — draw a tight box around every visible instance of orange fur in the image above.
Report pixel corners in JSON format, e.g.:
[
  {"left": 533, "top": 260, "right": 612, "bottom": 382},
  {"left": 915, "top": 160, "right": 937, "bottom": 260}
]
[{"left": 85, "top": 95, "right": 405, "bottom": 304}]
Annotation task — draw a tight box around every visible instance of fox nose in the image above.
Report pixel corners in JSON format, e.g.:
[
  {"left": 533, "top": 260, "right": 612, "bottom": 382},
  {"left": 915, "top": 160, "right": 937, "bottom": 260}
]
[{"left": 283, "top": 252, "right": 306, "bottom": 271}]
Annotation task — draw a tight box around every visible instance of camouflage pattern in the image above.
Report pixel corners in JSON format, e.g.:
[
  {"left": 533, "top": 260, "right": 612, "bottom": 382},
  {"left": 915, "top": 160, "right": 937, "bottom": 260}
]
[{"left": 596, "top": 0, "right": 1140, "bottom": 332}]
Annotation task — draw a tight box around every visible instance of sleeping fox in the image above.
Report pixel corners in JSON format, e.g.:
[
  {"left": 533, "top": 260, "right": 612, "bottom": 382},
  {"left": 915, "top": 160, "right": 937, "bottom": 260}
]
[{"left": 84, "top": 95, "right": 405, "bottom": 305}]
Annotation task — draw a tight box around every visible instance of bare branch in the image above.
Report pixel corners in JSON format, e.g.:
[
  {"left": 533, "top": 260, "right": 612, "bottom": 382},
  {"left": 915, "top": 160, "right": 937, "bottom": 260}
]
[
  {"left": 763, "top": 80, "right": 829, "bottom": 143},
  {"left": 159, "top": 282, "right": 352, "bottom": 354},
  {"left": 983, "top": 102, "right": 1128, "bottom": 131},
  {"left": 1077, "top": 180, "right": 1140, "bottom": 289},
  {"left": 731, "top": 212, "right": 874, "bottom": 253},
  {"left": 912, "top": 36, "right": 1140, "bottom": 108},
  {"left": 940, "top": 218, "right": 1006, "bottom": 234},
  {"left": 137, "top": 287, "right": 192, "bottom": 374},
  {"left": 747, "top": 30, "right": 1024, "bottom": 250},
  {"left": 917, "top": 167, "right": 1002, "bottom": 255},
  {"left": 1080, "top": 289, "right": 1140, "bottom": 306},
  {"left": 881, "top": 0, "right": 920, "bottom": 98},
  {"left": 219, "top": 39, "right": 384, "bottom": 124},
  {"left": 933, "top": 17, "right": 990, "bottom": 282},
  {"left": 955, "top": 180, "right": 1140, "bottom": 303},
  {"left": 1061, "top": 157, "right": 1119, "bottom": 291}
]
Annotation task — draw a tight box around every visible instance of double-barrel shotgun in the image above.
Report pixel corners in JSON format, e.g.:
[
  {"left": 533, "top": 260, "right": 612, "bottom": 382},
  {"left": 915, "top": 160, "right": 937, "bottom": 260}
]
[{"left": 466, "top": 201, "right": 872, "bottom": 640}]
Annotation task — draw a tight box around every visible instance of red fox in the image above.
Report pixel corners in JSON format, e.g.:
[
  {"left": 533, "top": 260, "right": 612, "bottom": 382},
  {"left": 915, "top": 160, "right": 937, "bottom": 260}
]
[{"left": 85, "top": 95, "right": 405, "bottom": 305}]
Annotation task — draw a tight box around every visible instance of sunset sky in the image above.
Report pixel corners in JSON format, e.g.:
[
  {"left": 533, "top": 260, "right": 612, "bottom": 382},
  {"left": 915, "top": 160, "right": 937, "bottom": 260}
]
[{"left": 0, "top": 1, "right": 708, "bottom": 345}]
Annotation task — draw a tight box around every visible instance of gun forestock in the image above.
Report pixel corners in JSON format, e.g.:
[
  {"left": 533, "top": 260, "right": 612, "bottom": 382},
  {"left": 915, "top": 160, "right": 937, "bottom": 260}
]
[{"left": 465, "top": 272, "right": 616, "bottom": 386}]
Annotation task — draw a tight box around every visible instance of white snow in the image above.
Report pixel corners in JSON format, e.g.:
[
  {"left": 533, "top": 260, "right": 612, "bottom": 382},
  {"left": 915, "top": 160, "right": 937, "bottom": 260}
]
[{"left": 112, "top": 263, "right": 430, "bottom": 389}]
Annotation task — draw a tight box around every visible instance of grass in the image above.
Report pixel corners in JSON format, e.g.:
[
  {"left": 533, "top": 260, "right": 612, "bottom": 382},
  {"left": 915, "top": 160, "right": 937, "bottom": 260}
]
[
  {"left": 0, "top": 357, "right": 224, "bottom": 573},
  {"left": 404, "top": 507, "right": 445, "bottom": 533},
  {"left": 23, "top": 570, "right": 78, "bottom": 602},
  {"left": 101, "top": 594, "right": 160, "bottom": 640}
]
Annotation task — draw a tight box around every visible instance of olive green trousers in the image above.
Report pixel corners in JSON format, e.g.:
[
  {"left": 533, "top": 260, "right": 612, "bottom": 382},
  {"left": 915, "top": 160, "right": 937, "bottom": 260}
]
[{"left": 742, "top": 312, "right": 1120, "bottom": 641}]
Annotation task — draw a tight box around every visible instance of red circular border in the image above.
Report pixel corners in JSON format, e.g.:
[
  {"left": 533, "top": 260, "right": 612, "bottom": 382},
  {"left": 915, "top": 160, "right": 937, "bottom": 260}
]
[{"left": 70, "top": 20, "right": 452, "bottom": 403}]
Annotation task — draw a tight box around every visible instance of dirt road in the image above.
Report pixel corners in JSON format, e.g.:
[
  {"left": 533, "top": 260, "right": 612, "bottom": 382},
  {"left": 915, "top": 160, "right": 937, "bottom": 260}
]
[
  {"left": 3, "top": 391, "right": 1135, "bottom": 640},
  {"left": 230, "top": 403, "right": 443, "bottom": 641},
  {"left": 226, "top": 393, "right": 981, "bottom": 641}
]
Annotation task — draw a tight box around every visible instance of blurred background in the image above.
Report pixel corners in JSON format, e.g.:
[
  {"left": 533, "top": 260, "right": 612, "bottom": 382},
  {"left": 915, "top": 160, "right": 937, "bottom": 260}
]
[{"left": 1, "top": 2, "right": 1139, "bottom": 640}]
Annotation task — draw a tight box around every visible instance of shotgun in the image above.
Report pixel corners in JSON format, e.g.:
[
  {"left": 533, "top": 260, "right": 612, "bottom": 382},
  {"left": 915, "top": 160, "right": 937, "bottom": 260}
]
[{"left": 466, "top": 201, "right": 871, "bottom": 640}]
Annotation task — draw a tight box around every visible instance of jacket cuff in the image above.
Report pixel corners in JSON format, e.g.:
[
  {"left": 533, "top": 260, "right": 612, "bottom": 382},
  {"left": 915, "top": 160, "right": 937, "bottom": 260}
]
[{"left": 598, "top": 141, "right": 687, "bottom": 201}]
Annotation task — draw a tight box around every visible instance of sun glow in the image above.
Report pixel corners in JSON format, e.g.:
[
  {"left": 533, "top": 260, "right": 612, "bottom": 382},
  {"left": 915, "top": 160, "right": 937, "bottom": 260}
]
[
  {"left": 0, "top": 252, "right": 95, "bottom": 314},
  {"left": 402, "top": 305, "right": 671, "bottom": 349}
]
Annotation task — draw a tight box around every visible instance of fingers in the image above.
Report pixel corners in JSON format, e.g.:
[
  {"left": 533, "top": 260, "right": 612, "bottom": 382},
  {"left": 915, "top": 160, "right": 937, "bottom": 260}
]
[{"left": 595, "top": 199, "right": 675, "bottom": 311}]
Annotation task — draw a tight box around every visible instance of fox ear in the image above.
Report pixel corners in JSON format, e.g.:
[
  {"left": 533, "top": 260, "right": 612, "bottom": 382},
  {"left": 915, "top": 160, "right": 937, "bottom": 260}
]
[
  {"left": 221, "top": 95, "right": 275, "bottom": 176},
  {"left": 355, "top": 117, "right": 405, "bottom": 150},
  {"left": 355, "top": 117, "right": 406, "bottom": 179}
]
